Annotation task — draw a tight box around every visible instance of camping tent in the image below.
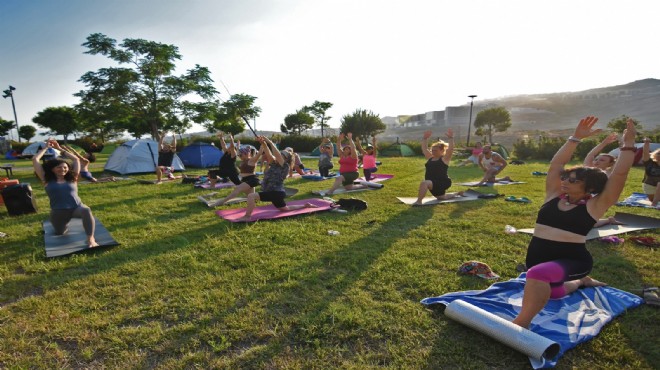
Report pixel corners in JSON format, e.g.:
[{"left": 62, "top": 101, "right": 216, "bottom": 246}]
[
  {"left": 309, "top": 143, "right": 339, "bottom": 156},
  {"left": 20, "top": 141, "right": 61, "bottom": 158},
  {"left": 104, "top": 139, "right": 185, "bottom": 175},
  {"left": 178, "top": 142, "right": 222, "bottom": 168},
  {"left": 379, "top": 143, "right": 415, "bottom": 157},
  {"left": 609, "top": 142, "right": 660, "bottom": 165}
]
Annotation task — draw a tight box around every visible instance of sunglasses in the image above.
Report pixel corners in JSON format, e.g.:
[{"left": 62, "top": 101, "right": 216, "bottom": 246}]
[{"left": 560, "top": 174, "right": 582, "bottom": 183}]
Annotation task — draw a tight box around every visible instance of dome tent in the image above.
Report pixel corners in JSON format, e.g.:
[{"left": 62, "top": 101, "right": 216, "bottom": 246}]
[
  {"left": 178, "top": 142, "right": 222, "bottom": 168},
  {"left": 309, "top": 143, "right": 339, "bottom": 156},
  {"left": 379, "top": 143, "right": 415, "bottom": 157},
  {"left": 20, "top": 141, "right": 61, "bottom": 158},
  {"left": 104, "top": 139, "right": 185, "bottom": 175}
]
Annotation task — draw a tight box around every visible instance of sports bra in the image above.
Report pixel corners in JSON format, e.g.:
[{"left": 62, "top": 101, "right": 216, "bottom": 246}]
[
  {"left": 535, "top": 197, "right": 596, "bottom": 236},
  {"left": 239, "top": 161, "right": 255, "bottom": 174}
]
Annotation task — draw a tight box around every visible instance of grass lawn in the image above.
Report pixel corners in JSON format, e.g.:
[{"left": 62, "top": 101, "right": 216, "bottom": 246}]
[{"left": 0, "top": 154, "right": 658, "bottom": 369}]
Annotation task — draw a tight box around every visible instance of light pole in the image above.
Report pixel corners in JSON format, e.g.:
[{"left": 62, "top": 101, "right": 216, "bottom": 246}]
[
  {"left": 2, "top": 86, "right": 20, "bottom": 143},
  {"left": 466, "top": 94, "right": 477, "bottom": 147}
]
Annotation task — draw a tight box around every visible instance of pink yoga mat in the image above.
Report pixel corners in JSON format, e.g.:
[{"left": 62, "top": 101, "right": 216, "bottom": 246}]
[
  {"left": 357, "top": 173, "right": 393, "bottom": 182},
  {"left": 196, "top": 182, "right": 236, "bottom": 189},
  {"left": 216, "top": 198, "right": 334, "bottom": 222}
]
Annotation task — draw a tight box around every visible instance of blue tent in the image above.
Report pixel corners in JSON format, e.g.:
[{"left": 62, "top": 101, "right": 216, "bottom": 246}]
[{"left": 178, "top": 142, "right": 222, "bottom": 168}]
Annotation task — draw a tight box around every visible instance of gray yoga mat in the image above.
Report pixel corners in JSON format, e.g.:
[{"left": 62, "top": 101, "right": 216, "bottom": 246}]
[
  {"left": 397, "top": 189, "right": 482, "bottom": 205},
  {"left": 517, "top": 211, "right": 660, "bottom": 240},
  {"left": 445, "top": 300, "right": 560, "bottom": 361},
  {"left": 43, "top": 217, "right": 119, "bottom": 258}
]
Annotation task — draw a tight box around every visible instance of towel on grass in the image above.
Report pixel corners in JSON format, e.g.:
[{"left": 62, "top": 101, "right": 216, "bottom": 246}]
[
  {"left": 421, "top": 273, "right": 643, "bottom": 369},
  {"left": 616, "top": 192, "right": 658, "bottom": 209}
]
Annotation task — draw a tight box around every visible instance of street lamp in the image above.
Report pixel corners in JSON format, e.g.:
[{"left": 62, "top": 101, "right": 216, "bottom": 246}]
[
  {"left": 2, "top": 85, "right": 21, "bottom": 143},
  {"left": 466, "top": 94, "right": 477, "bottom": 147}
]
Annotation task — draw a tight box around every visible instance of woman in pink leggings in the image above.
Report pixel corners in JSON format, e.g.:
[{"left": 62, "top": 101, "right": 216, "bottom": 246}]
[{"left": 512, "top": 116, "right": 637, "bottom": 328}]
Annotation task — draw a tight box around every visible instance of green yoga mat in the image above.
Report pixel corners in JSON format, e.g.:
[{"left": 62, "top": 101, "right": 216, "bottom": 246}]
[{"left": 43, "top": 217, "right": 119, "bottom": 257}]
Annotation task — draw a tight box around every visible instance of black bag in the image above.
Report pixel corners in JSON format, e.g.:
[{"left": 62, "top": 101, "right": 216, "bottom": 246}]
[
  {"left": 2, "top": 183, "right": 38, "bottom": 216},
  {"left": 336, "top": 198, "right": 367, "bottom": 211}
]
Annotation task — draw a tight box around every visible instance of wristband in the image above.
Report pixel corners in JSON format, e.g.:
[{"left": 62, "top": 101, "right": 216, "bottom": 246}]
[
  {"left": 619, "top": 146, "right": 636, "bottom": 152},
  {"left": 567, "top": 136, "right": 582, "bottom": 143}
]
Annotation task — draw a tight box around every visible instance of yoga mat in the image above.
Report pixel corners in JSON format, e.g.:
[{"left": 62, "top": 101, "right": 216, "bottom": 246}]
[
  {"left": 198, "top": 187, "right": 299, "bottom": 206},
  {"left": 445, "top": 300, "right": 560, "bottom": 361},
  {"left": 356, "top": 174, "right": 393, "bottom": 183},
  {"left": 421, "top": 273, "right": 643, "bottom": 369},
  {"left": 458, "top": 180, "right": 525, "bottom": 186},
  {"left": 43, "top": 217, "right": 119, "bottom": 258},
  {"left": 194, "top": 182, "right": 236, "bottom": 189},
  {"left": 216, "top": 198, "right": 333, "bottom": 222},
  {"left": 397, "top": 189, "right": 482, "bottom": 205},
  {"left": 312, "top": 185, "right": 383, "bottom": 195},
  {"left": 134, "top": 176, "right": 182, "bottom": 184},
  {"left": 616, "top": 192, "right": 658, "bottom": 209},
  {"left": 354, "top": 180, "right": 384, "bottom": 189},
  {"left": 302, "top": 172, "right": 339, "bottom": 181},
  {"left": 517, "top": 211, "right": 660, "bottom": 240}
]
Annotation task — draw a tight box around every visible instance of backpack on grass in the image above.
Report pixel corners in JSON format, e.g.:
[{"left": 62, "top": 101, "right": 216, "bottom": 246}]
[{"left": 336, "top": 198, "right": 368, "bottom": 211}]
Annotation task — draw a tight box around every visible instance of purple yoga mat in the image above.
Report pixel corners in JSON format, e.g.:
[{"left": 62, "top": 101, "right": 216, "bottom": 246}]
[
  {"left": 196, "top": 182, "right": 236, "bottom": 189},
  {"left": 357, "top": 173, "right": 393, "bottom": 182},
  {"left": 216, "top": 198, "right": 334, "bottom": 222}
]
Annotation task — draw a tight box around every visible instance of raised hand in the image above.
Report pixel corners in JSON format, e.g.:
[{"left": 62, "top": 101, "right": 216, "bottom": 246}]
[
  {"left": 347, "top": 132, "right": 353, "bottom": 140},
  {"left": 445, "top": 128, "right": 454, "bottom": 139},
  {"left": 603, "top": 132, "right": 618, "bottom": 144},
  {"left": 573, "top": 116, "right": 601, "bottom": 139},
  {"left": 621, "top": 118, "right": 636, "bottom": 146},
  {"left": 423, "top": 130, "right": 432, "bottom": 140}
]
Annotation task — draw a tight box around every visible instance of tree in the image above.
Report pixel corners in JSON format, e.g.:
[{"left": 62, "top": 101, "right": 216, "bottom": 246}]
[
  {"left": 75, "top": 33, "right": 219, "bottom": 141},
  {"left": 18, "top": 125, "right": 37, "bottom": 142},
  {"left": 473, "top": 106, "right": 511, "bottom": 144},
  {"left": 304, "top": 101, "right": 333, "bottom": 136},
  {"left": 281, "top": 109, "right": 314, "bottom": 135},
  {"left": 32, "top": 106, "right": 79, "bottom": 142},
  {"left": 205, "top": 93, "right": 261, "bottom": 136},
  {"left": 339, "top": 109, "right": 386, "bottom": 139},
  {"left": 607, "top": 115, "right": 642, "bottom": 132},
  {"left": 0, "top": 117, "right": 14, "bottom": 136}
]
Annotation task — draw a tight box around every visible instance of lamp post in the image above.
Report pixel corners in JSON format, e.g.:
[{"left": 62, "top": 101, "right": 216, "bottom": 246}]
[
  {"left": 466, "top": 94, "right": 477, "bottom": 147},
  {"left": 2, "top": 86, "right": 21, "bottom": 143}
]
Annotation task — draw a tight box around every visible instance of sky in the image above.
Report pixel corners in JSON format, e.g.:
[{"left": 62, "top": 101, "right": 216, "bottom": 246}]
[{"left": 1, "top": 0, "right": 658, "bottom": 140}]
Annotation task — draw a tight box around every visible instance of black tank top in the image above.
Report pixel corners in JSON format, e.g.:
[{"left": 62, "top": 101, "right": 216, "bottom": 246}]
[
  {"left": 425, "top": 158, "right": 448, "bottom": 182},
  {"left": 535, "top": 197, "right": 596, "bottom": 236}
]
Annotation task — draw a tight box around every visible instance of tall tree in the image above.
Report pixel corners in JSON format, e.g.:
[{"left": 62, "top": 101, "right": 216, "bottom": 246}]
[
  {"left": 32, "top": 106, "right": 79, "bottom": 142},
  {"left": 607, "top": 115, "right": 642, "bottom": 132},
  {"left": 281, "top": 109, "right": 314, "bottom": 135},
  {"left": 304, "top": 101, "right": 333, "bottom": 136},
  {"left": 75, "top": 33, "right": 219, "bottom": 141},
  {"left": 473, "top": 106, "right": 511, "bottom": 144},
  {"left": 339, "top": 109, "right": 386, "bottom": 139},
  {"left": 18, "top": 125, "right": 37, "bottom": 142},
  {"left": 205, "top": 93, "right": 261, "bottom": 136},
  {"left": 0, "top": 117, "right": 14, "bottom": 136}
]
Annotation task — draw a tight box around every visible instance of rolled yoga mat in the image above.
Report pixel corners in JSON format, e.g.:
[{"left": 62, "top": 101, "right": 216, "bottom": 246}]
[{"left": 444, "top": 300, "right": 560, "bottom": 361}]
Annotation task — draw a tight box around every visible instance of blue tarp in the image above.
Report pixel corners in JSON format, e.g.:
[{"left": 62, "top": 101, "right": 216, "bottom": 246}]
[{"left": 421, "top": 273, "right": 643, "bottom": 368}]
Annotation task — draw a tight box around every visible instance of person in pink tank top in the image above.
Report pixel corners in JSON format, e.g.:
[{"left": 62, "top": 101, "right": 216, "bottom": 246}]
[
  {"left": 356, "top": 136, "right": 378, "bottom": 181},
  {"left": 324, "top": 133, "right": 359, "bottom": 195}
]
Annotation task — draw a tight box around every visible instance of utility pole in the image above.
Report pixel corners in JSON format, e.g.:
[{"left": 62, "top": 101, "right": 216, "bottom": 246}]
[
  {"left": 466, "top": 95, "right": 477, "bottom": 146},
  {"left": 2, "top": 86, "right": 20, "bottom": 143}
]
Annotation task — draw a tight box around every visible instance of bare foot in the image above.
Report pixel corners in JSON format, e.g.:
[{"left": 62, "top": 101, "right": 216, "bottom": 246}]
[
  {"left": 236, "top": 215, "right": 252, "bottom": 222},
  {"left": 87, "top": 237, "right": 100, "bottom": 248},
  {"left": 411, "top": 202, "right": 423, "bottom": 206},
  {"left": 581, "top": 276, "right": 607, "bottom": 287},
  {"left": 305, "top": 202, "right": 319, "bottom": 208}
]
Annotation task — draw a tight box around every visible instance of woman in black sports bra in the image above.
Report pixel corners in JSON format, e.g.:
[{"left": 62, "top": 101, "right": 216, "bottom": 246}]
[{"left": 512, "top": 116, "right": 638, "bottom": 329}]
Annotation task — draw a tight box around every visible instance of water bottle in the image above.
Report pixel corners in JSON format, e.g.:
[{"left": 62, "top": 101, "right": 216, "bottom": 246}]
[
  {"left": 504, "top": 225, "right": 517, "bottom": 234},
  {"left": 328, "top": 230, "right": 340, "bottom": 236}
]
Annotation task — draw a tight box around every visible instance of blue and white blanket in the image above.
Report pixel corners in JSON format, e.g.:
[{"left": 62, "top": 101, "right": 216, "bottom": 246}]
[
  {"left": 421, "top": 273, "right": 643, "bottom": 368},
  {"left": 616, "top": 192, "right": 658, "bottom": 209}
]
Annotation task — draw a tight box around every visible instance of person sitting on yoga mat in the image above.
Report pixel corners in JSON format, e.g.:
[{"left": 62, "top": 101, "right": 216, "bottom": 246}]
[
  {"left": 324, "top": 133, "right": 359, "bottom": 196},
  {"left": 33, "top": 139, "right": 99, "bottom": 248},
  {"left": 208, "top": 144, "right": 263, "bottom": 207},
  {"left": 285, "top": 147, "right": 309, "bottom": 177},
  {"left": 641, "top": 137, "right": 660, "bottom": 207},
  {"left": 412, "top": 129, "right": 463, "bottom": 205},
  {"left": 356, "top": 136, "right": 378, "bottom": 181},
  {"left": 512, "top": 116, "right": 637, "bottom": 329},
  {"left": 475, "top": 145, "right": 512, "bottom": 186},
  {"left": 209, "top": 132, "right": 241, "bottom": 188},
  {"left": 156, "top": 132, "right": 177, "bottom": 183},
  {"left": 583, "top": 132, "right": 618, "bottom": 176},
  {"left": 237, "top": 136, "right": 317, "bottom": 222},
  {"left": 457, "top": 141, "right": 483, "bottom": 167},
  {"left": 318, "top": 138, "right": 334, "bottom": 178},
  {"left": 62, "top": 145, "right": 115, "bottom": 183}
]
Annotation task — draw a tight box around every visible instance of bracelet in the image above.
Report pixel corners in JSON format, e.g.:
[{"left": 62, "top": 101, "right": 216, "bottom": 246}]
[
  {"left": 619, "top": 146, "right": 636, "bottom": 152},
  {"left": 567, "top": 136, "right": 582, "bottom": 143}
]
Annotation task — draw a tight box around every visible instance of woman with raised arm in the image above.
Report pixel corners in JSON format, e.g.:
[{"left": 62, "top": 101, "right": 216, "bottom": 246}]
[
  {"left": 156, "top": 132, "right": 177, "bottom": 183},
  {"left": 583, "top": 132, "right": 618, "bottom": 175},
  {"left": 317, "top": 137, "right": 334, "bottom": 178},
  {"left": 237, "top": 136, "right": 316, "bottom": 222},
  {"left": 512, "top": 116, "right": 637, "bottom": 329},
  {"left": 356, "top": 136, "right": 378, "bottom": 181},
  {"left": 323, "top": 133, "right": 359, "bottom": 196},
  {"left": 641, "top": 137, "right": 660, "bottom": 206},
  {"left": 207, "top": 144, "right": 263, "bottom": 207},
  {"left": 412, "top": 129, "right": 463, "bottom": 205},
  {"left": 209, "top": 132, "right": 241, "bottom": 188},
  {"left": 33, "top": 139, "right": 98, "bottom": 248}
]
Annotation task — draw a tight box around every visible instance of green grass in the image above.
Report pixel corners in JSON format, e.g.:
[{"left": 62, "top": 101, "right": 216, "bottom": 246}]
[{"left": 0, "top": 156, "right": 658, "bottom": 369}]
